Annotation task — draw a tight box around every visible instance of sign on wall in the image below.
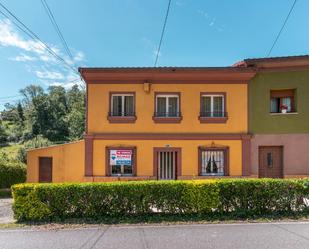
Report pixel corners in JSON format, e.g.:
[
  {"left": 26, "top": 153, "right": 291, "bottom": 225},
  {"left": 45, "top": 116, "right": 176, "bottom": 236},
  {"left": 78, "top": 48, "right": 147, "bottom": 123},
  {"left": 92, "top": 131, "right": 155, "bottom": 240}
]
[{"left": 110, "top": 150, "right": 132, "bottom": 165}]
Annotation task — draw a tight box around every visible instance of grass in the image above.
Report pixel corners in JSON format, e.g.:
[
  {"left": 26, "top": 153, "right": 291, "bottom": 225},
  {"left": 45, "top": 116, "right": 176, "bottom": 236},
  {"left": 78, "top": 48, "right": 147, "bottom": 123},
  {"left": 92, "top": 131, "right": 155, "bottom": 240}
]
[
  {"left": 0, "top": 143, "right": 23, "bottom": 160},
  {"left": 14, "top": 211, "right": 309, "bottom": 227}
]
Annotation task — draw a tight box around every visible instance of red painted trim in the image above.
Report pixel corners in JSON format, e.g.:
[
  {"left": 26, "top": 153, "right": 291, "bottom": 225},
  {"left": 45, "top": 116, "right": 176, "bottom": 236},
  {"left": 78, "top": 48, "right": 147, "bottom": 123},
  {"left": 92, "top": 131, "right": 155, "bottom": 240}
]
[
  {"left": 105, "top": 146, "right": 137, "bottom": 176},
  {"left": 84, "top": 136, "right": 93, "bottom": 176},
  {"left": 241, "top": 137, "right": 251, "bottom": 176},
  {"left": 153, "top": 147, "right": 182, "bottom": 179},
  {"left": 87, "top": 133, "right": 251, "bottom": 140}
]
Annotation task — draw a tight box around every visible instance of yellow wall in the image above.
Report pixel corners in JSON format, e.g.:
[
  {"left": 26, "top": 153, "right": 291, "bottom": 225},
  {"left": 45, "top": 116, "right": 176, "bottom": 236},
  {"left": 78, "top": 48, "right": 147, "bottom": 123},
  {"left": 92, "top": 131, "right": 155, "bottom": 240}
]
[
  {"left": 88, "top": 83, "right": 248, "bottom": 134},
  {"left": 93, "top": 139, "right": 243, "bottom": 177},
  {"left": 27, "top": 140, "right": 85, "bottom": 183}
]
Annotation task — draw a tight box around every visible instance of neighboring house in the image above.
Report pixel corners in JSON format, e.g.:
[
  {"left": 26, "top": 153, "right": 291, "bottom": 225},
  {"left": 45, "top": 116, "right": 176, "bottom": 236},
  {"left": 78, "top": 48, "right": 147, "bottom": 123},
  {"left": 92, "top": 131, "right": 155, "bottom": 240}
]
[
  {"left": 26, "top": 55, "right": 309, "bottom": 183},
  {"left": 244, "top": 56, "right": 309, "bottom": 178}
]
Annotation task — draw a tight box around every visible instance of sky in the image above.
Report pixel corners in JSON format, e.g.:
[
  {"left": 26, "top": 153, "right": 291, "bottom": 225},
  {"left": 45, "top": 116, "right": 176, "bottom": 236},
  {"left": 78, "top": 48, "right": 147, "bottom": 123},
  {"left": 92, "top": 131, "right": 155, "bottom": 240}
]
[{"left": 0, "top": 0, "right": 308, "bottom": 109}]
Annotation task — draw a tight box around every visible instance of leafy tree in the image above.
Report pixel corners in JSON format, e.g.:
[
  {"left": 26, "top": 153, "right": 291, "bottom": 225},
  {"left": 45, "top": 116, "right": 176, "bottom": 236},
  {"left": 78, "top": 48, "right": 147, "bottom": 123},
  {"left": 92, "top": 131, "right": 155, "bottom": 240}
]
[{"left": 0, "top": 122, "right": 8, "bottom": 144}]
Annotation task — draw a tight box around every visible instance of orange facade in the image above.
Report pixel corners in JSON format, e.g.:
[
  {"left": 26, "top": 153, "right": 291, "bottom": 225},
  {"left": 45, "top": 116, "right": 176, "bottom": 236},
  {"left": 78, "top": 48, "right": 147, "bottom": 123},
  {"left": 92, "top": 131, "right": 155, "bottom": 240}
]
[{"left": 27, "top": 67, "right": 255, "bottom": 183}]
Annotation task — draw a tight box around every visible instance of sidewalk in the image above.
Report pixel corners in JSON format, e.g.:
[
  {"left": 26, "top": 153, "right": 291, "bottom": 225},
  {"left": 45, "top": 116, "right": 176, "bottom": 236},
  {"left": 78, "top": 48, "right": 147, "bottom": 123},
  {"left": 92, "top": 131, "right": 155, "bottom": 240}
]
[{"left": 0, "top": 198, "right": 14, "bottom": 224}]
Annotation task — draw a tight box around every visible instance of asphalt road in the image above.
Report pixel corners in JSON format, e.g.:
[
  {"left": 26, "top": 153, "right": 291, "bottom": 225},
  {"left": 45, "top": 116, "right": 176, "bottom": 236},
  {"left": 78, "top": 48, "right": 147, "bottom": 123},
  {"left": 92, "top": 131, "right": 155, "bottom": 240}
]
[{"left": 1, "top": 222, "right": 309, "bottom": 249}]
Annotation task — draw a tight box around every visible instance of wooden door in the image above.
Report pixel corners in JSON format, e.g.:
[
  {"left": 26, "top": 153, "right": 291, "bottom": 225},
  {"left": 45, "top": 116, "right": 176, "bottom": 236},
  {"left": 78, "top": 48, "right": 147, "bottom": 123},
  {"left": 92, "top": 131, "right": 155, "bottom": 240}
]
[
  {"left": 39, "top": 157, "right": 53, "bottom": 182},
  {"left": 259, "top": 146, "right": 283, "bottom": 178}
]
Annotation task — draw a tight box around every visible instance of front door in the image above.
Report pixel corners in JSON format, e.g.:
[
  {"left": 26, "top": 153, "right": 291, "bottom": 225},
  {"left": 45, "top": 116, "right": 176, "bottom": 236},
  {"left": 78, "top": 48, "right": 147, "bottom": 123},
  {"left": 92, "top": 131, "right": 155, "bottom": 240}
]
[
  {"left": 154, "top": 148, "right": 181, "bottom": 180},
  {"left": 39, "top": 157, "right": 53, "bottom": 182},
  {"left": 259, "top": 146, "right": 283, "bottom": 178}
]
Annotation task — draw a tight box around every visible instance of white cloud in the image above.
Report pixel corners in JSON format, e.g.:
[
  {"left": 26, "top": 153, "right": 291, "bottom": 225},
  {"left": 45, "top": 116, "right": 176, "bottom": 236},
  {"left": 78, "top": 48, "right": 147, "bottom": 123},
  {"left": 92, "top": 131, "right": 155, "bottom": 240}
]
[
  {"left": 73, "top": 51, "right": 85, "bottom": 62},
  {"left": 35, "top": 70, "right": 65, "bottom": 80},
  {"left": 0, "top": 18, "right": 87, "bottom": 89},
  {"left": 11, "top": 53, "right": 36, "bottom": 62}
]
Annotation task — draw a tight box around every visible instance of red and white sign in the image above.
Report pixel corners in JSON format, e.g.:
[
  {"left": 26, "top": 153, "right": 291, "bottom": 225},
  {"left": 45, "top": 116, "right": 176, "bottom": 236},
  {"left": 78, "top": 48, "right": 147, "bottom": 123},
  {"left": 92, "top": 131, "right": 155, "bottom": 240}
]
[{"left": 110, "top": 150, "right": 132, "bottom": 165}]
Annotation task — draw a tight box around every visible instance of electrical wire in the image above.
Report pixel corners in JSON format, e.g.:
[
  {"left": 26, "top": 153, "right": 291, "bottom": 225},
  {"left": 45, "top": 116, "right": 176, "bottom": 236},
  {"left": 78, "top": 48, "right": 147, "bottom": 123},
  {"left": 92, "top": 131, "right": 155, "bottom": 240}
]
[
  {"left": 40, "top": 0, "right": 75, "bottom": 63},
  {"left": 0, "top": 2, "right": 78, "bottom": 75},
  {"left": 154, "top": 0, "right": 172, "bottom": 67},
  {"left": 266, "top": 0, "right": 298, "bottom": 57}
]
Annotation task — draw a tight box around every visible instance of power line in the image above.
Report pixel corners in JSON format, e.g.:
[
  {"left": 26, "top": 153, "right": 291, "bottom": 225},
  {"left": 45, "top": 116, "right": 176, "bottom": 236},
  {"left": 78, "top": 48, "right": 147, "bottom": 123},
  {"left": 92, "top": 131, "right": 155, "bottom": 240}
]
[
  {"left": 40, "top": 0, "right": 75, "bottom": 63},
  {"left": 266, "top": 0, "right": 298, "bottom": 57},
  {"left": 0, "top": 2, "right": 78, "bottom": 75},
  {"left": 154, "top": 0, "right": 172, "bottom": 67}
]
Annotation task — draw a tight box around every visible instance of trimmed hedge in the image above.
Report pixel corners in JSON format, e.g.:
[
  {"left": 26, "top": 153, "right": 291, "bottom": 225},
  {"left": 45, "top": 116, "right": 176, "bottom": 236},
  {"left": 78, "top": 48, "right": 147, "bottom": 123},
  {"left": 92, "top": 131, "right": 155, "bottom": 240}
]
[
  {"left": 0, "top": 161, "right": 26, "bottom": 188},
  {"left": 11, "top": 179, "right": 309, "bottom": 222}
]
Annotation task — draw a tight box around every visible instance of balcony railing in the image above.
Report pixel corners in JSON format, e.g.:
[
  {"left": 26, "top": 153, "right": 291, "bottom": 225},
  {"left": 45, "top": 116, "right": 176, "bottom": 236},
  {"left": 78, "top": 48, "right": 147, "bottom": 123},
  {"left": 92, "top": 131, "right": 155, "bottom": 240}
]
[
  {"left": 109, "top": 111, "right": 135, "bottom": 117},
  {"left": 153, "top": 112, "right": 182, "bottom": 123},
  {"left": 154, "top": 112, "right": 182, "bottom": 117},
  {"left": 107, "top": 111, "right": 136, "bottom": 123},
  {"left": 199, "top": 111, "right": 228, "bottom": 123},
  {"left": 199, "top": 111, "right": 228, "bottom": 118}
]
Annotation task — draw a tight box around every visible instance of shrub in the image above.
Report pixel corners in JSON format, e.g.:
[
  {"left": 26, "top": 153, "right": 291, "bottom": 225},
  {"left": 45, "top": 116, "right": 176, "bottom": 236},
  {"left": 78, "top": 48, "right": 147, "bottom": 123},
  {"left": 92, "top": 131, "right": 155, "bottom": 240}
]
[
  {"left": 16, "top": 135, "right": 52, "bottom": 163},
  {"left": 0, "top": 159, "right": 26, "bottom": 188},
  {"left": 12, "top": 181, "right": 219, "bottom": 221},
  {"left": 11, "top": 179, "right": 309, "bottom": 222}
]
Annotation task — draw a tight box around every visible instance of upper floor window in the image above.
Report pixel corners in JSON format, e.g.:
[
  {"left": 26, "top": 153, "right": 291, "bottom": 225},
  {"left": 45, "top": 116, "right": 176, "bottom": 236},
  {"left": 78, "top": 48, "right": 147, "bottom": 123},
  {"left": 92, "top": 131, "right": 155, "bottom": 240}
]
[
  {"left": 108, "top": 92, "right": 136, "bottom": 123},
  {"left": 153, "top": 93, "right": 182, "bottom": 123},
  {"left": 199, "top": 93, "right": 228, "bottom": 123},
  {"left": 270, "top": 89, "right": 295, "bottom": 114}
]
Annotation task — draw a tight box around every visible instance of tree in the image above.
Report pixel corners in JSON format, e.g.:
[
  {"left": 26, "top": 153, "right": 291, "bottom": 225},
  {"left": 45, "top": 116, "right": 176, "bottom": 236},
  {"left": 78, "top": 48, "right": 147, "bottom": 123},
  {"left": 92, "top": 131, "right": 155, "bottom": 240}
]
[{"left": 0, "top": 122, "right": 8, "bottom": 144}]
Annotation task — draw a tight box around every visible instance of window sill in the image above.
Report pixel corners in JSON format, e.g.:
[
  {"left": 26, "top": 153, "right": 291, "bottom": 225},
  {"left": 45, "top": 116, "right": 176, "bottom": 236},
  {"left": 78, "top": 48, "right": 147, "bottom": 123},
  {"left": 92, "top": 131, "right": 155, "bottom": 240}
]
[
  {"left": 152, "top": 116, "right": 183, "bottom": 123},
  {"left": 107, "top": 116, "right": 137, "bottom": 123},
  {"left": 198, "top": 116, "right": 228, "bottom": 123},
  {"left": 269, "top": 112, "right": 298, "bottom": 116}
]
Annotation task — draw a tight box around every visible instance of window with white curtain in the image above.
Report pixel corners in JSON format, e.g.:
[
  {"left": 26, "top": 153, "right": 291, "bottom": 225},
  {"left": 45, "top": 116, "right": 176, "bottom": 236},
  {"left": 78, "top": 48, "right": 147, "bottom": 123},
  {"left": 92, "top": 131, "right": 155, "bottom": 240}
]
[
  {"left": 200, "top": 149, "right": 225, "bottom": 176},
  {"left": 270, "top": 89, "right": 295, "bottom": 113},
  {"left": 111, "top": 94, "right": 134, "bottom": 116}
]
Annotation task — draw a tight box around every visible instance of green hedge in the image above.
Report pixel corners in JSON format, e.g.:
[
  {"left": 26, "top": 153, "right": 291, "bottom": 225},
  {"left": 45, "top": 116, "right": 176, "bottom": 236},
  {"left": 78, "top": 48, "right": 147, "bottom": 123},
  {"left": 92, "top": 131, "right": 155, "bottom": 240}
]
[
  {"left": 11, "top": 179, "right": 309, "bottom": 222},
  {"left": 0, "top": 161, "right": 26, "bottom": 188}
]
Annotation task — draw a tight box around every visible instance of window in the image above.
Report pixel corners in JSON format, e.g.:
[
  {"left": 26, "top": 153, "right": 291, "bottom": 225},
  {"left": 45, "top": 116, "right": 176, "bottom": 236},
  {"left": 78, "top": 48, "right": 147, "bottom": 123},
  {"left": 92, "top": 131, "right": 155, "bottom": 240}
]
[
  {"left": 111, "top": 94, "right": 134, "bottom": 116},
  {"left": 108, "top": 92, "right": 136, "bottom": 123},
  {"left": 106, "top": 147, "right": 136, "bottom": 176},
  {"left": 199, "top": 93, "right": 228, "bottom": 123},
  {"left": 155, "top": 94, "right": 179, "bottom": 117},
  {"left": 270, "top": 89, "right": 295, "bottom": 113},
  {"left": 153, "top": 93, "right": 182, "bottom": 123},
  {"left": 199, "top": 147, "right": 228, "bottom": 176}
]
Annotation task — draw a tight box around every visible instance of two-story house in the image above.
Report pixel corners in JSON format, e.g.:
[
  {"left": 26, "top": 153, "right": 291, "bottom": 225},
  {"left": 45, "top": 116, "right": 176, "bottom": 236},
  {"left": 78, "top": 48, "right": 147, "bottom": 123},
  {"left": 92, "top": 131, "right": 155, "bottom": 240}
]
[
  {"left": 27, "top": 66, "right": 255, "bottom": 182},
  {"left": 244, "top": 56, "right": 309, "bottom": 178},
  {"left": 26, "top": 55, "right": 309, "bottom": 183}
]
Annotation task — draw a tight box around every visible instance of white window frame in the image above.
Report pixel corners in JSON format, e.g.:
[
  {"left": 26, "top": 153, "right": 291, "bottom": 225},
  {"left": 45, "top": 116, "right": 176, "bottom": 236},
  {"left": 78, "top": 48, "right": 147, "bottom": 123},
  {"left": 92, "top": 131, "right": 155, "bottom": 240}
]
[
  {"left": 155, "top": 94, "right": 179, "bottom": 116},
  {"left": 200, "top": 149, "right": 225, "bottom": 176},
  {"left": 111, "top": 94, "right": 134, "bottom": 116},
  {"left": 201, "top": 94, "right": 225, "bottom": 117}
]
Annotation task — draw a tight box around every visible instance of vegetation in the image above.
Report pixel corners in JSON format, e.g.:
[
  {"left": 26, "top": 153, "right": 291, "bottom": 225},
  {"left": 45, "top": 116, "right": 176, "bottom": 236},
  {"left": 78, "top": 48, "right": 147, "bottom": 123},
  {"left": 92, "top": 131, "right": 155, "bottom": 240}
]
[
  {"left": 1, "top": 84, "right": 85, "bottom": 145},
  {"left": 0, "top": 156, "right": 26, "bottom": 188},
  {"left": 11, "top": 179, "right": 309, "bottom": 222},
  {"left": 0, "top": 84, "right": 85, "bottom": 189}
]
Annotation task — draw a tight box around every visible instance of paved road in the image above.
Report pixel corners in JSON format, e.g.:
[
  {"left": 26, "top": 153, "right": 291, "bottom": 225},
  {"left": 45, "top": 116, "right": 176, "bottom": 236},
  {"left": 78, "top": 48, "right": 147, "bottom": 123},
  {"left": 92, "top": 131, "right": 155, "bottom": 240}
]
[
  {"left": 1, "top": 222, "right": 309, "bottom": 249},
  {"left": 0, "top": 198, "right": 14, "bottom": 224}
]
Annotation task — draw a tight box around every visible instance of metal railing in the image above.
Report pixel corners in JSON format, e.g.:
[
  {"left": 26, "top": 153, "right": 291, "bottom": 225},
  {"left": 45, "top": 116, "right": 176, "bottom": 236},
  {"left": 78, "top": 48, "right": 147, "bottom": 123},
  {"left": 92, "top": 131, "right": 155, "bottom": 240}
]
[
  {"left": 199, "top": 111, "right": 228, "bottom": 118},
  {"left": 154, "top": 112, "right": 181, "bottom": 117},
  {"left": 109, "top": 111, "right": 135, "bottom": 117}
]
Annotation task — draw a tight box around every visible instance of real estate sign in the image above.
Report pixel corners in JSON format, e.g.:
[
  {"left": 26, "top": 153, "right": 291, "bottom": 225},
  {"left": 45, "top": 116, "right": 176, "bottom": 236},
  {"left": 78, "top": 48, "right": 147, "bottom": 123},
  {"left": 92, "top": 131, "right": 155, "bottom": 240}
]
[{"left": 110, "top": 150, "right": 132, "bottom": 165}]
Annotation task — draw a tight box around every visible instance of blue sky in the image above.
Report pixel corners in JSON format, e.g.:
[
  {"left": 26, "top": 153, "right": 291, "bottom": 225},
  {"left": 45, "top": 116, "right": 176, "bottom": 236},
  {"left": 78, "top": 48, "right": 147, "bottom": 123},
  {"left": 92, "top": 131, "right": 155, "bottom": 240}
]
[{"left": 0, "top": 0, "right": 308, "bottom": 109}]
